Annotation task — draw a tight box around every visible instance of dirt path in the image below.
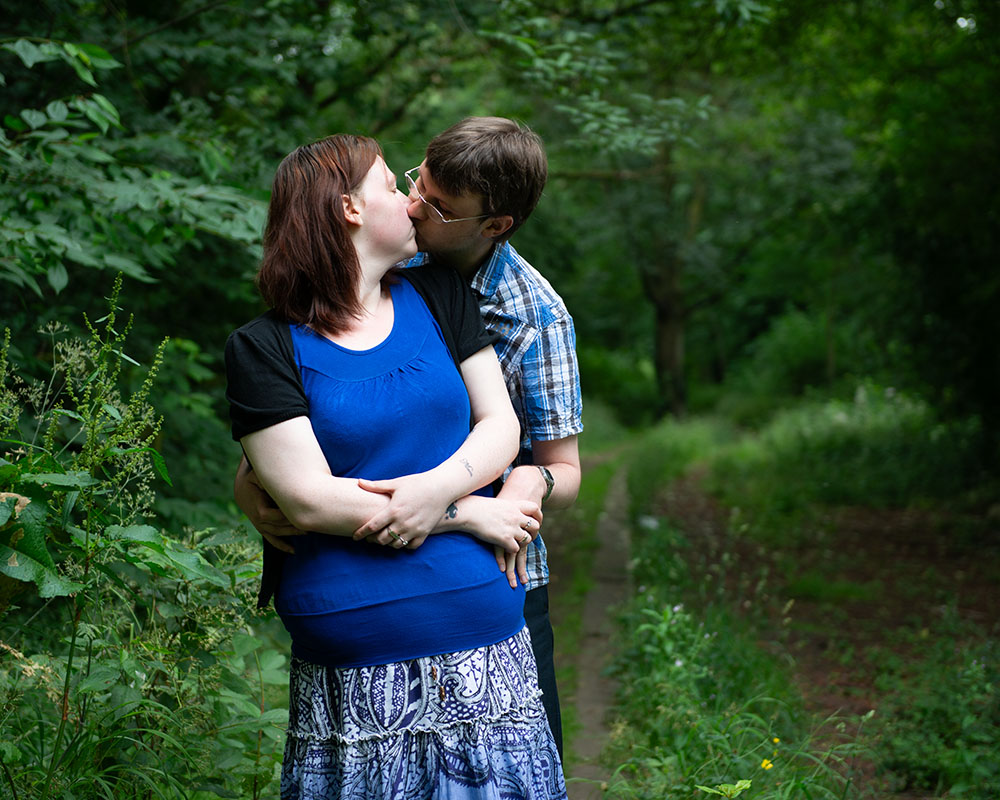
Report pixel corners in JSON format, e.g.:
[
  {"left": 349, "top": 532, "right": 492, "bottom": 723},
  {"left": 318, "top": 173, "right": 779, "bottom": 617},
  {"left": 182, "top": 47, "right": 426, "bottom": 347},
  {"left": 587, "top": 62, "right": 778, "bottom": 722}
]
[{"left": 547, "top": 466, "right": 631, "bottom": 799}]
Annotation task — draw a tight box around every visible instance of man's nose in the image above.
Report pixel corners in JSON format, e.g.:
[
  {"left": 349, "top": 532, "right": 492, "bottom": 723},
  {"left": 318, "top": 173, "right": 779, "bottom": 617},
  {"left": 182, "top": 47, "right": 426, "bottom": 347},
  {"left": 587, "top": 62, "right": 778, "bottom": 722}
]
[{"left": 407, "top": 195, "right": 425, "bottom": 219}]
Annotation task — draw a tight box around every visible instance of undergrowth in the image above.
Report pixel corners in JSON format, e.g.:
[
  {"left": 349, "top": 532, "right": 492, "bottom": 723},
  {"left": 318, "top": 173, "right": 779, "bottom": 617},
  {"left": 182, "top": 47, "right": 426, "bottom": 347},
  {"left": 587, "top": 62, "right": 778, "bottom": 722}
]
[
  {"left": 0, "top": 279, "right": 285, "bottom": 799},
  {"left": 601, "top": 384, "right": 998, "bottom": 799}
]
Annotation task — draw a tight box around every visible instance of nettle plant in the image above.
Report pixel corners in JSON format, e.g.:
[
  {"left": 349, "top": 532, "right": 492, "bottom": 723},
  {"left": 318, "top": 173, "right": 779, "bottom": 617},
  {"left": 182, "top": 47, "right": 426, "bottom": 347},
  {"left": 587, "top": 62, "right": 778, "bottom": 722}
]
[{"left": 0, "top": 278, "right": 286, "bottom": 800}]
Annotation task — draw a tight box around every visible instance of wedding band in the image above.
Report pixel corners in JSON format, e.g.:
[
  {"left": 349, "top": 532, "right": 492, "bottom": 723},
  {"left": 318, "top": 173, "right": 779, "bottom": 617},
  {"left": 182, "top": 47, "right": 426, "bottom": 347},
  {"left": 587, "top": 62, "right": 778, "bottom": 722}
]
[
  {"left": 519, "top": 533, "right": 530, "bottom": 545},
  {"left": 388, "top": 530, "right": 402, "bottom": 542}
]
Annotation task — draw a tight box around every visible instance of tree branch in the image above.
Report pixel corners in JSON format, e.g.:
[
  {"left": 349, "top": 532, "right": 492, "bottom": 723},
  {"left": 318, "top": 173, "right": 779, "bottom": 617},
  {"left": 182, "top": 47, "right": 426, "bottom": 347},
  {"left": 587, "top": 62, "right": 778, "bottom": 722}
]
[
  {"left": 116, "top": 0, "right": 235, "bottom": 51},
  {"left": 316, "top": 35, "right": 413, "bottom": 111}
]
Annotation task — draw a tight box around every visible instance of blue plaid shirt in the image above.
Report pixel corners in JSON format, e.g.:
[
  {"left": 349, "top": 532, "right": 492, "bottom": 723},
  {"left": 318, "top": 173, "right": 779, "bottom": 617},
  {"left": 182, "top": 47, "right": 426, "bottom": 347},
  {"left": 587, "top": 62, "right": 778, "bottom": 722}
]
[{"left": 410, "top": 242, "right": 584, "bottom": 590}]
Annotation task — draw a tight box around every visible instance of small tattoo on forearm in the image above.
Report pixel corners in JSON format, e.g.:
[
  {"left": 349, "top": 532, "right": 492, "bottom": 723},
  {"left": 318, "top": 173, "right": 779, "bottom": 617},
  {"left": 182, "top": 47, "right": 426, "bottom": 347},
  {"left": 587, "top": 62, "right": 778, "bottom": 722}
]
[
  {"left": 446, "top": 503, "right": 458, "bottom": 519},
  {"left": 460, "top": 458, "right": 473, "bottom": 477}
]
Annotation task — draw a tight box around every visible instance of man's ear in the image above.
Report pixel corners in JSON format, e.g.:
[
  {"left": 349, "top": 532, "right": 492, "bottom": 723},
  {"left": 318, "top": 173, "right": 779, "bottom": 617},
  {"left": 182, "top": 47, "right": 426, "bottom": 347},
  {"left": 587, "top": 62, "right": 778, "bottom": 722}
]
[
  {"left": 481, "top": 214, "right": 514, "bottom": 240},
  {"left": 342, "top": 194, "right": 362, "bottom": 226}
]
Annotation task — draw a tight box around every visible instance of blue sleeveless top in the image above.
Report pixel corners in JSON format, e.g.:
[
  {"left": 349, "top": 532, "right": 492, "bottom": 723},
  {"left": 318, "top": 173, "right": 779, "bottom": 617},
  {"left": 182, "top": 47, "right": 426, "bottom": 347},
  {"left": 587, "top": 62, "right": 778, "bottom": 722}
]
[{"left": 275, "top": 278, "right": 525, "bottom": 668}]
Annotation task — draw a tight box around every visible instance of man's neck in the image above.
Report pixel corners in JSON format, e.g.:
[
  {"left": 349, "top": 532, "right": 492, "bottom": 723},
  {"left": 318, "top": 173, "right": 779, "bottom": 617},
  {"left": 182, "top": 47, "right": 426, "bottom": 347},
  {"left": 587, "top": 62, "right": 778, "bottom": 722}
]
[{"left": 431, "top": 239, "right": 498, "bottom": 283}]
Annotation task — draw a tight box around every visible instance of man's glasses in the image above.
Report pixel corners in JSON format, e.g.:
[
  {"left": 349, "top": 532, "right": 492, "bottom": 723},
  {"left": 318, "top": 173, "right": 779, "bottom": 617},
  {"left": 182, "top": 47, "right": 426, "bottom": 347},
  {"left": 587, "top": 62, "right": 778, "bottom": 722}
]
[{"left": 404, "top": 166, "right": 491, "bottom": 225}]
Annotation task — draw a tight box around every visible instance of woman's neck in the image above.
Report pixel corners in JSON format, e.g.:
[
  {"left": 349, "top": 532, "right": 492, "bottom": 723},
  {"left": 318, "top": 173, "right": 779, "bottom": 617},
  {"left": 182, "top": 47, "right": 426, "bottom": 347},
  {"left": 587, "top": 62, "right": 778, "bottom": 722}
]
[{"left": 323, "top": 271, "right": 393, "bottom": 350}]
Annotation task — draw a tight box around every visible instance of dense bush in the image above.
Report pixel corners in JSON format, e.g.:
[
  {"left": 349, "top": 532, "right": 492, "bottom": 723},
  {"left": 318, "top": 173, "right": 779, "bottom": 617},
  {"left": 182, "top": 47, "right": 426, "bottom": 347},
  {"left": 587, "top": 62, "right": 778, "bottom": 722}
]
[
  {"left": 606, "top": 518, "right": 867, "bottom": 800},
  {"left": 709, "top": 382, "right": 988, "bottom": 516},
  {"left": 0, "top": 284, "right": 285, "bottom": 799}
]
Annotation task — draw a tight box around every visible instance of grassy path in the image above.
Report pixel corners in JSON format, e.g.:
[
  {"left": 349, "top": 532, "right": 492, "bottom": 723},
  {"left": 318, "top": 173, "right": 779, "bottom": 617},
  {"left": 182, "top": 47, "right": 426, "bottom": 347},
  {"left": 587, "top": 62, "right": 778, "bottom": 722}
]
[{"left": 543, "top": 450, "right": 631, "bottom": 798}]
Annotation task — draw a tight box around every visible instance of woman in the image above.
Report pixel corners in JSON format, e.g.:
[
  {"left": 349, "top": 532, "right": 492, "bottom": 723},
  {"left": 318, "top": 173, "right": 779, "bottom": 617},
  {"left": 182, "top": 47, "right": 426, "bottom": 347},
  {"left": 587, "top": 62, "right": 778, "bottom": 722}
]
[{"left": 225, "top": 134, "right": 566, "bottom": 799}]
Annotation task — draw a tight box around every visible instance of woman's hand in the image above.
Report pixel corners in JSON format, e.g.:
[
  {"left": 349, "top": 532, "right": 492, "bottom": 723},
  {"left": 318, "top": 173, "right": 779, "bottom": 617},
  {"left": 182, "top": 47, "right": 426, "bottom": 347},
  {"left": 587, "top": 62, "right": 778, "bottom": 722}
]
[{"left": 351, "top": 473, "right": 458, "bottom": 547}]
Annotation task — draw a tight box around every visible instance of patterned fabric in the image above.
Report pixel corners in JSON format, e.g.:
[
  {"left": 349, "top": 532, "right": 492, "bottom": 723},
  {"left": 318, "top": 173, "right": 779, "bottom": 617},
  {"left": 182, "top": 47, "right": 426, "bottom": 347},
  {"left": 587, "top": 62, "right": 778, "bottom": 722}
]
[
  {"left": 408, "top": 244, "right": 584, "bottom": 591},
  {"left": 280, "top": 627, "right": 566, "bottom": 800}
]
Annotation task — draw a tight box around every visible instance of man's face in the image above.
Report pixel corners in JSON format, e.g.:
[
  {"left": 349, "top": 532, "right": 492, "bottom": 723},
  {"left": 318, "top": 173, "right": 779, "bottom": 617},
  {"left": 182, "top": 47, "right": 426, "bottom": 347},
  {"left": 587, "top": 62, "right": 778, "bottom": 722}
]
[{"left": 406, "top": 161, "right": 491, "bottom": 262}]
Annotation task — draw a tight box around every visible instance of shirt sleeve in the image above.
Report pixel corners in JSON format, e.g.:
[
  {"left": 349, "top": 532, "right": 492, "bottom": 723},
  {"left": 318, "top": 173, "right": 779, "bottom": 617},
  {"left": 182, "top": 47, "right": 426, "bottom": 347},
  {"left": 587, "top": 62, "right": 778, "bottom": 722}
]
[
  {"left": 225, "top": 313, "right": 309, "bottom": 441},
  {"left": 521, "top": 311, "right": 584, "bottom": 443}
]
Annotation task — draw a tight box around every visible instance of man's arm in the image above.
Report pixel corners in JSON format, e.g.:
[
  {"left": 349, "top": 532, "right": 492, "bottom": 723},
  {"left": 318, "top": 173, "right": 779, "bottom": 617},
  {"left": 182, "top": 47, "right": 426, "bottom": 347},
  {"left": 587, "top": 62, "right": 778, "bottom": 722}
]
[
  {"left": 499, "top": 434, "right": 581, "bottom": 510},
  {"left": 234, "top": 453, "right": 305, "bottom": 554},
  {"left": 496, "top": 434, "right": 580, "bottom": 586}
]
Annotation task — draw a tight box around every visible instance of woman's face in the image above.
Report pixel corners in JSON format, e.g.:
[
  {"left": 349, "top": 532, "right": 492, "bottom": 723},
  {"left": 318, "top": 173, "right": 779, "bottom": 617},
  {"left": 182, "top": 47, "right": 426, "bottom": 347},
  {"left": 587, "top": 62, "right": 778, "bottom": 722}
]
[{"left": 354, "top": 157, "right": 418, "bottom": 264}]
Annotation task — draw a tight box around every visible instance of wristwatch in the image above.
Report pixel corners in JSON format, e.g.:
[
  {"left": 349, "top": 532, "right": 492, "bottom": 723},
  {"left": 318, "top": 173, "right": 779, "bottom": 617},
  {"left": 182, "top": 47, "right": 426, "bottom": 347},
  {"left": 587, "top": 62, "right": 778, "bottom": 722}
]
[{"left": 536, "top": 464, "right": 554, "bottom": 502}]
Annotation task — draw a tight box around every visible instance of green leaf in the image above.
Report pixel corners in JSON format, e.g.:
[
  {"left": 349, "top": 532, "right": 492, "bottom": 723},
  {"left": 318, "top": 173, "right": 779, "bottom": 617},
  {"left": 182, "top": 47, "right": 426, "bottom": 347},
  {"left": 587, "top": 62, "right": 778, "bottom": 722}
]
[
  {"left": 3, "top": 114, "right": 28, "bottom": 132},
  {"left": 47, "top": 263, "right": 69, "bottom": 293},
  {"left": 3, "top": 40, "right": 56, "bottom": 69},
  {"left": 108, "top": 445, "right": 172, "bottom": 485},
  {"left": 75, "top": 43, "right": 122, "bottom": 70},
  {"left": 161, "top": 546, "right": 229, "bottom": 586},
  {"left": 103, "top": 253, "right": 150, "bottom": 280},
  {"left": 0, "top": 543, "right": 83, "bottom": 597},
  {"left": 2, "top": 493, "right": 55, "bottom": 568},
  {"left": 65, "top": 55, "right": 97, "bottom": 87},
  {"left": 78, "top": 665, "right": 120, "bottom": 693},
  {"left": 20, "top": 109, "right": 48, "bottom": 130},
  {"left": 45, "top": 99, "right": 69, "bottom": 122},
  {"left": 155, "top": 601, "right": 184, "bottom": 618},
  {"left": 91, "top": 93, "right": 121, "bottom": 126},
  {"left": 0, "top": 740, "right": 21, "bottom": 764},
  {"left": 0, "top": 496, "right": 18, "bottom": 526},
  {"left": 22, "top": 470, "right": 99, "bottom": 488},
  {"left": 106, "top": 524, "right": 160, "bottom": 543},
  {"left": 233, "top": 632, "right": 262, "bottom": 657}
]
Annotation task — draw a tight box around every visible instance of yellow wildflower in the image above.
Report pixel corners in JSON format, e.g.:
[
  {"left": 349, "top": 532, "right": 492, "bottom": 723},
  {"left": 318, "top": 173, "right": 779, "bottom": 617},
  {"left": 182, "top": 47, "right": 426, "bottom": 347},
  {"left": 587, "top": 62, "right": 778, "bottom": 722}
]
[
  {"left": 772, "top": 737, "right": 780, "bottom": 744},
  {"left": 761, "top": 759, "right": 774, "bottom": 770}
]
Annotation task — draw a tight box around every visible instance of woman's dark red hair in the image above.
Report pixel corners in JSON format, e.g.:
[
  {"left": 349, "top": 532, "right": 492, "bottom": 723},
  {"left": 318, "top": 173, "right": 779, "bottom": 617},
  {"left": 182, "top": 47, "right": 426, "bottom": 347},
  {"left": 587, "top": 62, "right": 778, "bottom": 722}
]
[{"left": 257, "top": 134, "right": 382, "bottom": 334}]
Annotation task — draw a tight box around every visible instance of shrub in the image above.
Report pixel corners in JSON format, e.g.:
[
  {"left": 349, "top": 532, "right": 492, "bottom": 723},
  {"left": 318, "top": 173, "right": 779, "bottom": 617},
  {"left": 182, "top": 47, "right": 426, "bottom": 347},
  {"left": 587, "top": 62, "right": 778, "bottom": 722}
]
[
  {"left": 0, "top": 279, "right": 284, "bottom": 799},
  {"left": 709, "top": 382, "right": 986, "bottom": 517}
]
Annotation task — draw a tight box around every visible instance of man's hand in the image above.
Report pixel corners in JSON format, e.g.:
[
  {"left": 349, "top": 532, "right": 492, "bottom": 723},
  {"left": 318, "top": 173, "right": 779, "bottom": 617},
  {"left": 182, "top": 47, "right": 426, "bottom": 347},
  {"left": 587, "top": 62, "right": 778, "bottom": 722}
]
[{"left": 234, "top": 458, "right": 305, "bottom": 554}]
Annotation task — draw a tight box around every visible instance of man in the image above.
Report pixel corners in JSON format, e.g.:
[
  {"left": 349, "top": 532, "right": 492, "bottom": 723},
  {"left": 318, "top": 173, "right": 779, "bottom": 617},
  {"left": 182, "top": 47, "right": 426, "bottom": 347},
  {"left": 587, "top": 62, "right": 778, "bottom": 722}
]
[{"left": 235, "top": 117, "right": 583, "bottom": 754}]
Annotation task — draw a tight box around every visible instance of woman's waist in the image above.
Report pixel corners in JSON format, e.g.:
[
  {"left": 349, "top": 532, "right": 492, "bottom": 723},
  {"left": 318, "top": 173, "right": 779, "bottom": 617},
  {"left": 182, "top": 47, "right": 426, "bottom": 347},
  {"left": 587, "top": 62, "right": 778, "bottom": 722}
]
[
  {"left": 279, "top": 579, "right": 526, "bottom": 669},
  {"left": 275, "top": 532, "right": 507, "bottom": 614}
]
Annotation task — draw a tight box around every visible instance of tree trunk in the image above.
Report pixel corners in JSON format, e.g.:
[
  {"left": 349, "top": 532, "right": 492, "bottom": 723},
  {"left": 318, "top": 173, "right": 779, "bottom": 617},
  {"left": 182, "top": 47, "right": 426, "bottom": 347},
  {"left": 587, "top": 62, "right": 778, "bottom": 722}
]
[{"left": 653, "top": 299, "right": 687, "bottom": 417}]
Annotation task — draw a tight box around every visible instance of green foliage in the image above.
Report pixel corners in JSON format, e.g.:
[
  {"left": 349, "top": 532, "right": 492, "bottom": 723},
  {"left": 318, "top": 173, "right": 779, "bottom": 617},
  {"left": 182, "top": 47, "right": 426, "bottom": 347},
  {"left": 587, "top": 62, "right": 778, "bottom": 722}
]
[
  {"left": 607, "top": 519, "right": 867, "bottom": 799},
  {"left": 625, "top": 418, "right": 734, "bottom": 520},
  {"left": 0, "top": 36, "right": 264, "bottom": 299},
  {"left": 709, "top": 383, "right": 987, "bottom": 519},
  {"left": 0, "top": 284, "right": 284, "bottom": 799},
  {"left": 876, "top": 634, "right": 1000, "bottom": 797},
  {"left": 714, "top": 309, "right": 879, "bottom": 425}
]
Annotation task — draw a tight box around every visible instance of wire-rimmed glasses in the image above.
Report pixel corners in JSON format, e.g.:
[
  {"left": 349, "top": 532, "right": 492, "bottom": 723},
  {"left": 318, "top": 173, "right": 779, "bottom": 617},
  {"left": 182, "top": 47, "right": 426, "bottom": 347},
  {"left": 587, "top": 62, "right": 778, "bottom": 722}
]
[{"left": 404, "top": 166, "right": 492, "bottom": 224}]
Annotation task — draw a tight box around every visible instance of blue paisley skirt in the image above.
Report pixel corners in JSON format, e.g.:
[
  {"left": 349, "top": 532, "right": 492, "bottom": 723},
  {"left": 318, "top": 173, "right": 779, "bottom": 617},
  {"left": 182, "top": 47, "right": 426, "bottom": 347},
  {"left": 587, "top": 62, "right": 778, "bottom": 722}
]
[{"left": 280, "top": 626, "right": 567, "bottom": 800}]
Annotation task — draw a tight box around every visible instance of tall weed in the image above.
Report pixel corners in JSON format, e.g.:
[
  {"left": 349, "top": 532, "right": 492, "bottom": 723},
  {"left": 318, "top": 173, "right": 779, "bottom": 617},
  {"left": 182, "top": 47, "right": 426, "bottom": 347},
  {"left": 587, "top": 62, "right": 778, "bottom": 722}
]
[{"left": 0, "top": 279, "right": 283, "bottom": 799}]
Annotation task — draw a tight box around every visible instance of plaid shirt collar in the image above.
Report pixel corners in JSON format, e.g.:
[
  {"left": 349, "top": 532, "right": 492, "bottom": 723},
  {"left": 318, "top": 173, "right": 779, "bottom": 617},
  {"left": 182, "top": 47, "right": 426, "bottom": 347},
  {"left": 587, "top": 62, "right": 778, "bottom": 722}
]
[{"left": 469, "top": 241, "right": 512, "bottom": 300}]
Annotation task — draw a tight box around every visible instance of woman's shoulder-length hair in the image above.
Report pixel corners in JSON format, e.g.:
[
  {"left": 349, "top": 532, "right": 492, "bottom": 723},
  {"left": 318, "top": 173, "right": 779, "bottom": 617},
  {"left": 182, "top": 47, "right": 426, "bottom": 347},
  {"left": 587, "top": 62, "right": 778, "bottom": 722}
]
[{"left": 256, "top": 134, "right": 382, "bottom": 334}]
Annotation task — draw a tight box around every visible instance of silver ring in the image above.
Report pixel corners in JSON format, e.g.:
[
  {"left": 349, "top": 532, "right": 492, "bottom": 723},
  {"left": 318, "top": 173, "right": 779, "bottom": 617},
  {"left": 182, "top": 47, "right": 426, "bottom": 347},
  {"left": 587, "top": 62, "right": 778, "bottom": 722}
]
[
  {"left": 388, "top": 530, "right": 402, "bottom": 543},
  {"left": 519, "top": 532, "right": 530, "bottom": 546}
]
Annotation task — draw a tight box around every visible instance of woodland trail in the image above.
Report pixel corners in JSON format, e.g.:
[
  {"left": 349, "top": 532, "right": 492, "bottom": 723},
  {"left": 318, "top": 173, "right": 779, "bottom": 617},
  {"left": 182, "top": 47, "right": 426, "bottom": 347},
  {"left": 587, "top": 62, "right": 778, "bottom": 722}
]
[
  {"left": 546, "top": 454, "right": 999, "bottom": 799},
  {"left": 546, "top": 463, "right": 631, "bottom": 799}
]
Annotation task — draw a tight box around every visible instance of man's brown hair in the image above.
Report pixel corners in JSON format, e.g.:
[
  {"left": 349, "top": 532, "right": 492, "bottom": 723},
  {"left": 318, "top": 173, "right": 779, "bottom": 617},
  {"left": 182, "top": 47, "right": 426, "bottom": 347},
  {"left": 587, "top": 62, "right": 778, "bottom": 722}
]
[
  {"left": 425, "top": 117, "right": 547, "bottom": 241},
  {"left": 257, "top": 134, "right": 381, "bottom": 334}
]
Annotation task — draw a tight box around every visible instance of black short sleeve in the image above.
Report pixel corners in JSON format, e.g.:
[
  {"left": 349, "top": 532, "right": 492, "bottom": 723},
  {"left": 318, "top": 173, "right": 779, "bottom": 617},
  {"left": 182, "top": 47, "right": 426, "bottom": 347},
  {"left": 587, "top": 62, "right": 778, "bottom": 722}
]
[
  {"left": 225, "top": 311, "right": 308, "bottom": 441},
  {"left": 401, "top": 265, "right": 497, "bottom": 365}
]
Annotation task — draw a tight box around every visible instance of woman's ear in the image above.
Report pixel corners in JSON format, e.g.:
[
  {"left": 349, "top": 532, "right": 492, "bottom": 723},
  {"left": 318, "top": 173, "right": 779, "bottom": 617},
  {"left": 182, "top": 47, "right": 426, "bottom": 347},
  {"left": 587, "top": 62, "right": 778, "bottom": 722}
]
[{"left": 342, "top": 193, "right": 363, "bottom": 227}]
